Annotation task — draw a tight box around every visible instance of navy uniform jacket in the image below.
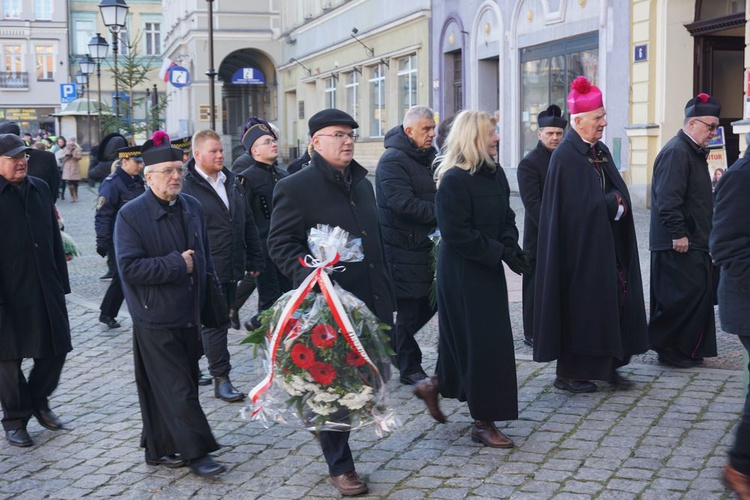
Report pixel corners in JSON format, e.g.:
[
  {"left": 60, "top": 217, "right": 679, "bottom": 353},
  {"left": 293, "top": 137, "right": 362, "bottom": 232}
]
[{"left": 95, "top": 167, "right": 145, "bottom": 248}]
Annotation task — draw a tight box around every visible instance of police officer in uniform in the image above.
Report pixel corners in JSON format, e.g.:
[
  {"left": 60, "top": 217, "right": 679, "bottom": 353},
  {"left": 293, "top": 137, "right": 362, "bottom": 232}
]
[
  {"left": 171, "top": 136, "right": 192, "bottom": 164},
  {"left": 96, "top": 146, "right": 145, "bottom": 328}
]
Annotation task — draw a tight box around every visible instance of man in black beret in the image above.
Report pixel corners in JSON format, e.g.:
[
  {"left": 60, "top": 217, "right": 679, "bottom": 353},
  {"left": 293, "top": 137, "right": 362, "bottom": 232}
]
[
  {"left": 517, "top": 105, "right": 567, "bottom": 347},
  {"left": 268, "top": 109, "right": 395, "bottom": 496},
  {"left": 649, "top": 93, "right": 720, "bottom": 368}
]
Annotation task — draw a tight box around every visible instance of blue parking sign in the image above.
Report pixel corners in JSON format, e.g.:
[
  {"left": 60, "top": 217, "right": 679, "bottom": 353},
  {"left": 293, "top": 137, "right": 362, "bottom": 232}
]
[{"left": 60, "top": 83, "right": 77, "bottom": 104}]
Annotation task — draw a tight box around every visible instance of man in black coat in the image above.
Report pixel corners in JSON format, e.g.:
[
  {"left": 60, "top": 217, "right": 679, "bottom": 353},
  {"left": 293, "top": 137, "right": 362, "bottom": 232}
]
[
  {"left": 115, "top": 131, "right": 225, "bottom": 477},
  {"left": 268, "top": 109, "right": 396, "bottom": 497},
  {"left": 375, "top": 105, "right": 437, "bottom": 386},
  {"left": 648, "top": 93, "right": 720, "bottom": 368},
  {"left": 0, "top": 122, "right": 60, "bottom": 202},
  {"left": 533, "top": 77, "right": 648, "bottom": 393},
  {"left": 0, "top": 134, "right": 71, "bottom": 448},
  {"left": 517, "top": 105, "right": 567, "bottom": 347},
  {"left": 182, "top": 129, "right": 265, "bottom": 402},
  {"left": 233, "top": 117, "right": 291, "bottom": 330},
  {"left": 95, "top": 146, "right": 145, "bottom": 329}
]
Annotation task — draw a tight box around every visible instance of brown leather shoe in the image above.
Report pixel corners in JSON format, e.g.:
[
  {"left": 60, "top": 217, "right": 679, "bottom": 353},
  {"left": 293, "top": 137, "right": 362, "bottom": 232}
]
[
  {"left": 329, "top": 470, "right": 368, "bottom": 496},
  {"left": 413, "top": 375, "right": 446, "bottom": 424},
  {"left": 724, "top": 463, "right": 750, "bottom": 499},
  {"left": 471, "top": 421, "right": 514, "bottom": 448}
]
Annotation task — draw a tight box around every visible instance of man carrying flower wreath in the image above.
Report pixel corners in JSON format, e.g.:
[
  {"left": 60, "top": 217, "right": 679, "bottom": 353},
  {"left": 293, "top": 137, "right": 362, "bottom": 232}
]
[{"left": 268, "top": 109, "right": 396, "bottom": 496}]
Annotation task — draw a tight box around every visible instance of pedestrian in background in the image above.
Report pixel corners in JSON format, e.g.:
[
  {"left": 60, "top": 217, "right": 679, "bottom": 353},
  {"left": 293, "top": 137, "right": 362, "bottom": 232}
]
[
  {"left": 53, "top": 136, "right": 67, "bottom": 199},
  {"left": 649, "top": 93, "right": 720, "bottom": 368},
  {"left": 414, "top": 109, "right": 527, "bottom": 448},
  {"left": 115, "top": 131, "right": 225, "bottom": 477},
  {"left": 375, "top": 105, "right": 437, "bottom": 386},
  {"left": 61, "top": 138, "right": 82, "bottom": 202},
  {"left": 710, "top": 136, "right": 750, "bottom": 499},
  {"left": 0, "top": 133, "right": 71, "bottom": 448}
]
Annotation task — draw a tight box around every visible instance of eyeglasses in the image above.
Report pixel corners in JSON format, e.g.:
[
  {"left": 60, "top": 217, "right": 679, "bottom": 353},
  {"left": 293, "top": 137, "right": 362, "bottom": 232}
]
[
  {"left": 694, "top": 118, "right": 719, "bottom": 132},
  {"left": 2, "top": 153, "right": 29, "bottom": 162},
  {"left": 150, "top": 167, "right": 186, "bottom": 176},
  {"left": 257, "top": 138, "right": 277, "bottom": 147},
  {"left": 316, "top": 132, "right": 359, "bottom": 142}
]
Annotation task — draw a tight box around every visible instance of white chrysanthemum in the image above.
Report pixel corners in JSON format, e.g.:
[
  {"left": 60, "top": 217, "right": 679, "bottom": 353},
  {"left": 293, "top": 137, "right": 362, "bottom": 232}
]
[
  {"left": 339, "top": 392, "right": 371, "bottom": 410},
  {"left": 279, "top": 378, "right": 304, "bottom": 397},
  {"left": 312, "top": 391, "right": 339, "bottom": 403},
  {"left": 306, "top": 399, "right": 335, "bottom": 415}
]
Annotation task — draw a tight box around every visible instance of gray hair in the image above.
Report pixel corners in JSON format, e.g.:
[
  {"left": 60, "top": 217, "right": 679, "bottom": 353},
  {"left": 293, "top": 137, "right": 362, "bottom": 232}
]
[{"left": 403, "top": 105, "right": 434, "bottom": 129}]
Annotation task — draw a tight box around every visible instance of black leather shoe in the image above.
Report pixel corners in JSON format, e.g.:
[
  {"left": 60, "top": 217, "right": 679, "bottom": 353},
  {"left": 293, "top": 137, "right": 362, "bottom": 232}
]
[
  {"left": 99, "top": 314, "right": 121, "bottom": 329},
  {"left": 99, "top": 272, "right": 115, "bottom": 280},
  {"left": 214, "top": 375, "right": 245, "bottom": 402},
  {"left": 198, "top": 373, "right": 212, "bottom": 386},
  {"left": 229, "top": 309, "right": 240, "bottom": 330},
  {"left": 656, "top": 348, "right": 696, "bottom": 369},
  {"left": 553, "top": 377, "right": 597, "bottom": 393},
  {"left": 146, "top": 454, "right": 187, "bottom": 468},
  {"left": 6, "top": 429, "right": 33, "bottom": 447},
  {"left": 244, "top": 316, "right": 261, "bottom": 332},
  {"left": 522, "top": 336, "right": 533, "bottom": 347},
  {"left": 189, "top": 455, "right": 225, "bottom": 477},
  {"left": 400, "top": 370, "right": 428, "bottom": 386},
  {"left": 33, "top": 409, "right": 63, "bottom": 431},
  {"left": 609, "top": 372, "right": 635, "bottom": 391}
]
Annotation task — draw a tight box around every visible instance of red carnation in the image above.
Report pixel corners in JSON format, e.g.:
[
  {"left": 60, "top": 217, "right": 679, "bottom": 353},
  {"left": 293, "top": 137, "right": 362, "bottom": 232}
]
[
  {"left": 308, "top": 362, "right": 337, "bottom": 385},
  {"left": 291, "top": 343, "right": 315, "bottom": 369},
  {"left": 697, "top": 92, "right": 710, "bottom": 103},
  {"left": 152, "top": 130, "right": 170, "bottom": 146},
  {"left": 345, "top": 350, "right": 367, "bottom": 367},
  {"left": 311, "top": 324, "right": 338, "bottom": 349},
  {"left": 570, "top": 76, "right": 592, "bottom": 94}
]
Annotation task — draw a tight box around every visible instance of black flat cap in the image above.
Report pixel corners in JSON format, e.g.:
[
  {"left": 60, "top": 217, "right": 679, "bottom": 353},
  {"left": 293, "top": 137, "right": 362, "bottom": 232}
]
[
  {"left": 0, "top": 122, "right": 21, "bottom": 136},
  {"left": 241, "top": 117, "right": 276, "bottom": 151},
  {"left": 0, "top": 134, "right": 31, "bottom": 158},
  {"left": 685, "top": 93, "right": 721, "bottom": 118},
  {"left": 308, "top": 109, "right": 358, "bottom": 137},
  {"left": 538, "top": 105, "right": 567, "bottom": 129},
  {"left": 141, "top": 131, "right": 183, "bottom": 167}
]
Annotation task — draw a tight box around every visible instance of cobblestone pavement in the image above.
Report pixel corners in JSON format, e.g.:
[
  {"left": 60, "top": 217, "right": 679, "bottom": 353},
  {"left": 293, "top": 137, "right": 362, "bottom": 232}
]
[{"left": 0, "top": 183, "right": 744, "bottom": 499}]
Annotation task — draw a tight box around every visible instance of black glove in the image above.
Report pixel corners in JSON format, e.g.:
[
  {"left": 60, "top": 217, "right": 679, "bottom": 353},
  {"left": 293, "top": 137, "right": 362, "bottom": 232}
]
[
  {"left": 502, "top": 243, "right": 532, "bottom": 275},
  {"left": 96, "top": 245, "right": 108, "bottom": 258}
]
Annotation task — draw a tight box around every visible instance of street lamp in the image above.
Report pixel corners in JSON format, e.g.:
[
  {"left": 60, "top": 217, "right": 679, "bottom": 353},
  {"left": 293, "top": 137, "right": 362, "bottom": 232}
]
[
  {"left": 98, "top": 0, "right": 129, "bottom": 124},
  {"left": 88, "top": 33, "right": 109, "bottom": 143},
  {"left": 206, "top": 0, "right": 217, "bottom": 130},
  {"left": 80, "top": 56, "right": 95, "bottom": 149},
  {"left": 75, "top": 70, "right": 91, "bottom": 149}
]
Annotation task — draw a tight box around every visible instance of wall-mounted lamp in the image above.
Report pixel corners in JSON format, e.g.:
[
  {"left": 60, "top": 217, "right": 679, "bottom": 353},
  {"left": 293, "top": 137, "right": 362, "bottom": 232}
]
[
  {"left": 289, "top": 57, "right": 312, "bottom": 76},
  {"left": 350, "top": 27, "right": 375, "bottom": 57}
]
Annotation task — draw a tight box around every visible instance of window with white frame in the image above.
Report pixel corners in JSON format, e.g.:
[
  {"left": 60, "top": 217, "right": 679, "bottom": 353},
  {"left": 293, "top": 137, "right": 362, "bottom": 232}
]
[
  {"left": 3, "top": 0, "right": 21, "bottom": 19},
  {"left": 35, "top": 0, "right": 52, "bottom": 20},
  {"left": 144, "top": 22, "right": 161, "bottom": 56},
  {"left": 345, "top": 71, "right": 359, "bottom": 121},
  {"left": 369, "top": 64, "right": 386, "bottom": 137},
  {"left": 3, "top": 45, "right": 23, "bottom": 73},
  {"left": 397, "top": 54, "right": 417, "bottom": 121},
  {"left": 36, "top": 46, "right": 54, "bottom": 80},
  {"left": 117, "top": 29, "right": 129, "bottom": 56},
  {"left": 73, "top": 18, "right": 95, "bottom": 55},
  {"left": 325, "top": 76, "right": 336, "bottom": 109}
]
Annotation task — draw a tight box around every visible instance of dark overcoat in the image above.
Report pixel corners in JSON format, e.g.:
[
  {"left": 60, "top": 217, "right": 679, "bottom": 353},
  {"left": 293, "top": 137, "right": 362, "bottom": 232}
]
[
  {"left": 28, "top": 148, "right": 60, "bottom": 202},
  {"left": 182, "top": 161, "right": 265, "bottom": 282},
  {"left": 375, "top": 125, "right": 437, "bottom": 300},
  {"left": 0, "top": 176, "right": 71, "bottom": 360},
  {"left": 533, "top": 128, "right": 648, "bottom": 362},
  {"left": 268, "top": 152, "right": 396, "bottom": 326},
  {"left": 711, "top": 151, "right": 750, "bottom": 336},
  {"left": 237, "top": 159, "right": 289, "bottom": 242},
  {"left": 434, "top": 163, "right": 518, "bottom": 422},
  {"left": 517, "top": 140, "right": 552, "bottom": 258}
]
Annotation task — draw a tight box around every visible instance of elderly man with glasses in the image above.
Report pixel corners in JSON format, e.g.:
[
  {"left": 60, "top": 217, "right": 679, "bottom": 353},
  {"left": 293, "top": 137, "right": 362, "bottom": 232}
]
[
  {"left": 648, "top": 93, "right": 721, "bottom": 369},
  {"left": 114, "top": 131, "right": 225, "bottom": 477},
  {"left": 0, "top": 134, "right": 71, "bottom": 448}
]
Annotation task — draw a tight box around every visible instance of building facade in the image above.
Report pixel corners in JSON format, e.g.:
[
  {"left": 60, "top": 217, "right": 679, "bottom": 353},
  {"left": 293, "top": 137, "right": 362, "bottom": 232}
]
[{"left": 0, "top": 0, "right": 69, "bottom": 135}]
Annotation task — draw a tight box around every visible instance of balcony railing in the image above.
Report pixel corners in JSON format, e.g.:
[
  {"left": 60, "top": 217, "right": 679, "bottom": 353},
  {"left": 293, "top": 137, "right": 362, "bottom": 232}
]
[{"left": 0, "top": 72, "right": 29, "bottom": 89}]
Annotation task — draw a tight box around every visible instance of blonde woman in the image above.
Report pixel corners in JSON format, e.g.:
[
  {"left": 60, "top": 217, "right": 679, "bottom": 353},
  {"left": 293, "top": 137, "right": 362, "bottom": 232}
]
[
  {"left": 61, "top": 138, "right": 82, "bottom": 201},
  {"left": 414, "top": 110, "right": 529, "bottom": 447}
]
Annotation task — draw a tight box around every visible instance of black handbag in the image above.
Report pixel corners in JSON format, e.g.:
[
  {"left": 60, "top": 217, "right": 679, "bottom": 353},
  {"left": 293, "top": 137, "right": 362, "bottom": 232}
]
[{"left": 201, "top": 273, "right": 229, "bottom": 328}]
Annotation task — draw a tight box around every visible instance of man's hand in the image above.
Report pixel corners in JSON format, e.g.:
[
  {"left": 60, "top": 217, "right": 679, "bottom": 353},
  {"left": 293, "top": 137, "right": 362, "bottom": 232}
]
[
  {"left": 96, "top": 245, "right": 108, "bottom": 258},
  {"left": 502, "top": 243, "right": 532, "bottom": 275},
  {"left": 182, "top": 249, "right": 195, "bottom": 273},
  {"left": 672, "top": 237, "right": 689, "bottom": 253}
]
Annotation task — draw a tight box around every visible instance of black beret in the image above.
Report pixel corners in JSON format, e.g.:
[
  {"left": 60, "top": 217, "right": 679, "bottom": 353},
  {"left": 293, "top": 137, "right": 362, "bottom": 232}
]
[
  {"left": 538, "top": 104, "right": 567, "bottom": 129},
  {"left": 170, "top": 136, "right": 192, "bottom": 153},
  {"left": 116, "top": 145, "right": 142, "bottom": 161},
  {"left": 141, "top": 131, "right": 183, "bottom": 167},
  {"left": 308, "top": 109, "right": 358, "bottom": 137},
  {"left": 0, "top": 133, "right": 31, "bottom": 157},
  {"left": 685, "top": 93, "right": 721, "bottom": 118},
  {"left": 241, "top": 117, "right": 276, "bottom": 151},
  {"left": 0, "top": 122, "right": 21, "bottom": 136}
]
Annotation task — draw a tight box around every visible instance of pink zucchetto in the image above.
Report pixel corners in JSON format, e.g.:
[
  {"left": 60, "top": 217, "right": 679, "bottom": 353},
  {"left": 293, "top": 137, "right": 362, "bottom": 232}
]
[{"left": 567, "top": 76, "right": 603, "bottom": 114}]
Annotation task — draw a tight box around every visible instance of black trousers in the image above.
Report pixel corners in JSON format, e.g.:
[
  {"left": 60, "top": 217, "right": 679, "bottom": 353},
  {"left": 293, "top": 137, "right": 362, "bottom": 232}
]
[
  {"left": 0, "top": 354, "right": 66, "bottom": 431},
  {"left": 256, "top": 256, "right": 292, "bottom": 312},
  {"left": 730, "top": 336, "right": 750, "bottom": 475},
  {"left": 133, "top": 324, "right": 219, "bottom": 462},
  {"left": 100, "top": 267, "right": 124, "bottom": 318},
  {"left": 521, "top": 262, "right": 536, "bottom": 340},
  {"left": 391, "top": 296, "right": 435, "bottom": 376},
  {"left": 105, "top": 243, "right": 117, "bottom": 274},
  {"left": 319, "top": 430, "right": 354, "bottom": 476},
  {"left": 200, "top": 282, "right": 236, "bottom": 377}
]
